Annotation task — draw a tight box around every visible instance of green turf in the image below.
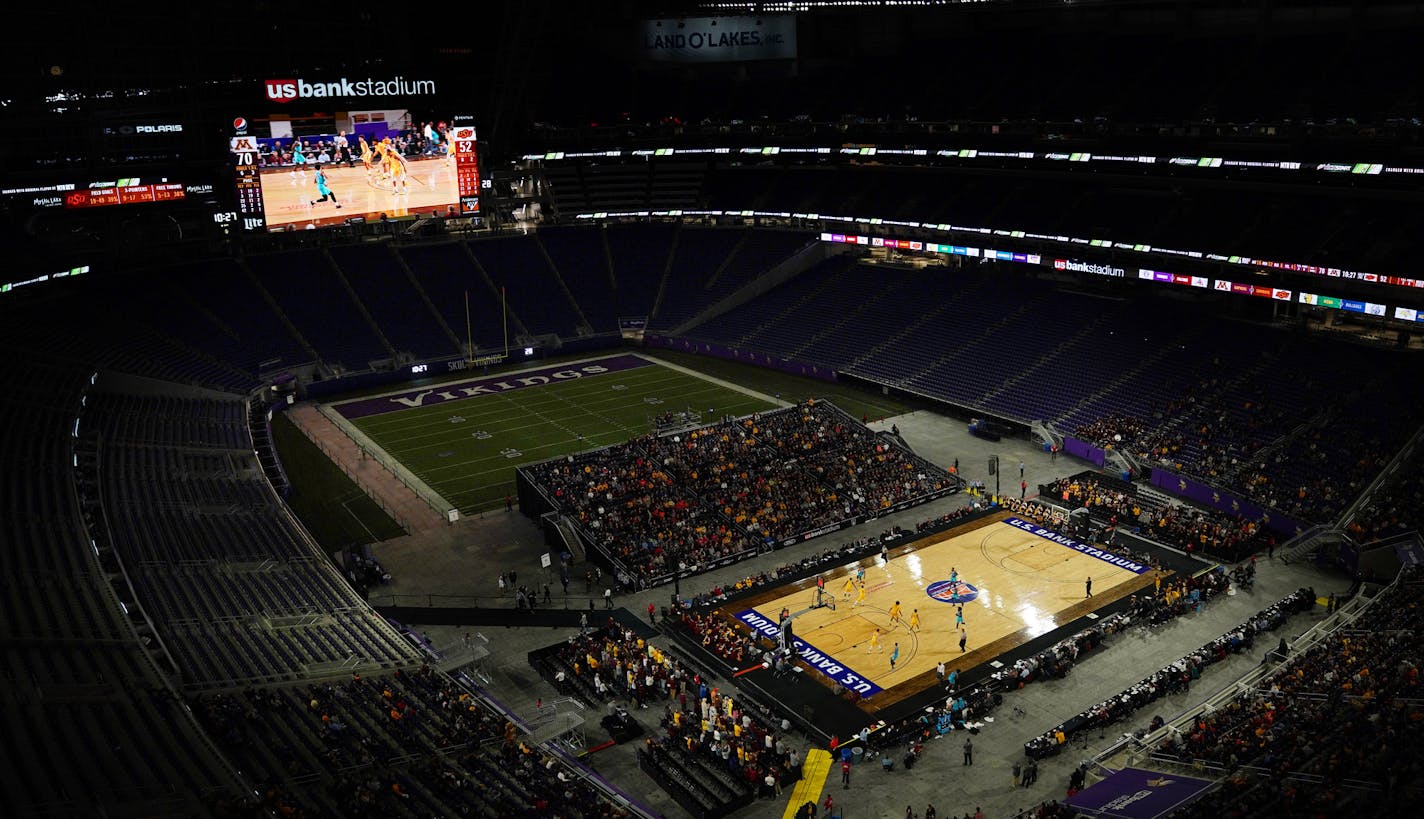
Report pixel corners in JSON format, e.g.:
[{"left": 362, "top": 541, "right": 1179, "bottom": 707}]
[
  {"left": 346, "top": 358, "right": 777, "bottom": 514},
  {"left": 269, "top": 412, "right": 407, "bottom": 548},
  {"left": 638, "top": 349, "right": 919, "bottom": 422}
]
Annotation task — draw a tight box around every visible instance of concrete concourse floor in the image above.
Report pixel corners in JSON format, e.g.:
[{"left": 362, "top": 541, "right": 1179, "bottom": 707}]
[{"left": 371, "top": 410, "right": 1349, "bottom": 819}]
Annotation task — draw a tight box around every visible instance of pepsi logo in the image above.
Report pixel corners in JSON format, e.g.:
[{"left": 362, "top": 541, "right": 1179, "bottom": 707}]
[{"left": 233, "top": 117, "right": 247, "bottom": 131}]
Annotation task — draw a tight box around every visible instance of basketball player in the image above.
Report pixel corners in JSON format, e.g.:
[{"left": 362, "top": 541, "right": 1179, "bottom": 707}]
[
  {"left": 383, "top": 138, "right": 410, "bottom": 193},
  {"left": 909, "top": 609, "right": 921, "bottom": 632},
  {"left": 855, "top": 581, "right": 867, "bottom": 608},
  {"left": 372, "top": 139, "right": 390, "bottom": 184},
  {"left": 867, "top": 628, "right": 882, "bottom": 653},
  {"left": 955, "top": 605, "right": 965, "bottom": 629},
  {"left": 888, "top": 600, "right": 903, "bottom": 628},
  {"left": 890, "top": 642, "right": 900, "bottom": 670},
  {"left": 289, "top": 139, "right": 308, "bottom": 184},
  {"left": 359, "top": 136, "right": 374, "bottom": 178},
  {"left": 310, "top": 165, "right": 341, "bottom": 209},
  {"left": 855, "top": 566, "right": 866, "bottom": 585},
  {"left": 843, "top": 576, "right": 856, "bottom": 600}
]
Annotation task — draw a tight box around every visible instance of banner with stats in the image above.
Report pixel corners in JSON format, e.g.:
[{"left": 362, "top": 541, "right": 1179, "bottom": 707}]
[{"left": 640, "top": 16, "right": 796, "bottom": 62}]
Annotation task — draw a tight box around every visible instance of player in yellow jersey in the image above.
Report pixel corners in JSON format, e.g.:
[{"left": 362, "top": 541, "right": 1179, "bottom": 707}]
[
  {"left": 855, "top": 581, "right": 867, "bottom": 607},
  {"left": 359, "top": 136, "right": 374, "bottom": 177},
  {"left": 888, "top": 600, "right": 903, "bottom": 628},
  {"left": 371, "top": 139, "right": 388, "bottom": 184},
  {"left": 843, "top": 576, "right": 856, "bottom": 600},
  {"left": 383, "top": 138, "right": 409, "bottom": 194},
  {"left": 867, "top": 628, "right": 881, "bottom": 654},
  {"left": 909, "top": 608, "right": 921, "bottom": 632}
]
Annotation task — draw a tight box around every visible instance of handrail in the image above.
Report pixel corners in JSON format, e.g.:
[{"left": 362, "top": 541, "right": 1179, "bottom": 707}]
[
  {"left": 69, "top": 384, "right": 255, "bottom": 805},
  {"left": 457, "top": 674, "right": 662, "bottom": 819},
  {"left": 1338, "top": 419, "right": 1424, "bottom": 530},
  {"left": 1111, "top": 567, "right": 1405, "bottom": 773}
]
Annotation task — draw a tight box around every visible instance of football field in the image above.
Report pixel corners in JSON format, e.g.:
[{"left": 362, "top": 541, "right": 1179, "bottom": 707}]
[{"left": 330, "top": 354, "right": 779, "bottom": 514}]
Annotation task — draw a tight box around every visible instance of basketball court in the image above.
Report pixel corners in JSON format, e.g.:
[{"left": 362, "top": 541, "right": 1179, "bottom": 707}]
[
  {"left": 720, "top": 511, "right": 1165, "bottom": 709},
  {"left": 260, "top": 154, "right": 460, "bottom": 229}
]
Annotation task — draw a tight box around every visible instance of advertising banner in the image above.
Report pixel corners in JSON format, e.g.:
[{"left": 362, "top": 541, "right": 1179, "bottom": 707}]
[
  {"left": 1062, "top": 436, "right": 1107, "bottom": 467},
  {"left": 1149, "top": 468, "right": 1307, "bottom": 536},
  {"left": 644, "top": 335, "right": 838, "bottom": 382},
  {"left": 736, "top": 609, "right": 882, "bottom": 697},
  {"left": 1001, "top": 518, "right": 1151, "bottom": 574},
  {"left": 640, "top": 16, "right": 797, "bottom": 62},
  {"left": 1062, "top": 767, "right": 1214, "bottom": 818}
]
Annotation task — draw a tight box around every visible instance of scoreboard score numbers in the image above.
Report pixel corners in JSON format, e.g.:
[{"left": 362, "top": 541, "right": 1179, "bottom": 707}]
[
  {"left": 230, "top": 135, "right": 267, "bottom": 231},
  {"left": 452, "top": 125, "right": 480, "bottom": 215}
]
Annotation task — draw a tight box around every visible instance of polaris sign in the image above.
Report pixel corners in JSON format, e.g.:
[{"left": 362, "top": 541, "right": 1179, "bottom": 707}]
[
  {"left": 104, "top": 123, "right": 184, "bottom": 135},
  {"left": 641, "top": 16, "right": 797, "bottom": 62}
]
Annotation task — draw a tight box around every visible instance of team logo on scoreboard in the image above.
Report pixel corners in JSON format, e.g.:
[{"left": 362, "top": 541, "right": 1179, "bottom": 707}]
[{"left": 925, "top": 580, "right": 979, "bottom": 604}]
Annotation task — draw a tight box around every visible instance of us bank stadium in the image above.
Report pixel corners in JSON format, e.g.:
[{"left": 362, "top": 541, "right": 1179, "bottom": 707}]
[{"left": 1, "top": 2, "right": 1422, "bottom": 818}]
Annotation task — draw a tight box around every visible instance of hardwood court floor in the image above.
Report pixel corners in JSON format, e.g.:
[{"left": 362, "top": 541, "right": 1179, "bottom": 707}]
[
  {"left": 721, "top": 511, "right": 1164, "bottom": 710},
  {"left": 260, "top": 155, "right": 460, "bottom": 229}
]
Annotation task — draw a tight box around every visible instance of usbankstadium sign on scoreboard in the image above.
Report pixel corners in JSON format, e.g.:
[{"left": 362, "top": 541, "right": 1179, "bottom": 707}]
[{"left": 264, "top": 76, "right": 437, "bottom": 103}]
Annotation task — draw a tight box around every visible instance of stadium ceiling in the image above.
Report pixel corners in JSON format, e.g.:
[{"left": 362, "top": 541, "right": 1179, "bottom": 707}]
[{"left": 678, "top": 0, "right": 1415, "bottom": 11}]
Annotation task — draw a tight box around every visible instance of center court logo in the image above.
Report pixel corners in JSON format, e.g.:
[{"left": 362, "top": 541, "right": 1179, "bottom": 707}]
[{"left": 925, "top": 580, "right": 979, "bottom": 604}]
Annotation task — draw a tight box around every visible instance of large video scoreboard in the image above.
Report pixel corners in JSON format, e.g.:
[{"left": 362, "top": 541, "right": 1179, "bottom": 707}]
[{"left": 228, "top": 77, "right": 480, "bottom": 232}]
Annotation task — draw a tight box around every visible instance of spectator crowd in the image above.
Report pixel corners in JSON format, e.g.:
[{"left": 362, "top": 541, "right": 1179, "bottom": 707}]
[
  {"left": 1046, "top": 473, "right": 1266, "bottom": 560},
  {"left": 194, "top": 665, "right": 633, "bottom": 818},
  {"left": 670, "top": 502, "right": 987, "bottom": 612},
  {"left": 528, "top": 401, "right": 956, "bottom": 586},
  {"left": 1023, "top": 587, "right": 1315, "bottom": 760},
  {"left": 1152, "top": 568, "right": 1421, "bottom": 813},
  {"left": 528, "top": 625, "right": 801, "bottom": 811}
]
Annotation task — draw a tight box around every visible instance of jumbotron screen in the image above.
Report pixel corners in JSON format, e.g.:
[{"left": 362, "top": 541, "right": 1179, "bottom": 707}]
[{"left": 230, "top": 110, "right": 479, "bottom": 231}]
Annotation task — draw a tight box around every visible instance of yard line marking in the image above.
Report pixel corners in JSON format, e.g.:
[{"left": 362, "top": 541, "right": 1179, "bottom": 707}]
[
  {"left": 368, "top": 383, "right": 766, "bottom": 453},
  {"left": 350, "top": 368, "right": 698, "bottom": 427},
  {"left": 353, "top": 371, "right": 702, "bottom": 433}
]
